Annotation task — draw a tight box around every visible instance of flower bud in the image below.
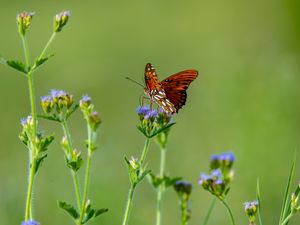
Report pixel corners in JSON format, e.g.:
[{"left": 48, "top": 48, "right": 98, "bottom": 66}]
[
  {"left": 129, "top": 156, "right": 140, "bottom": 170},
  {"left": 244, "top": 200, "right": 259, "bottom": 222},
  {"left": 40, "top": 95, "right": 54, "bottom": 113},
  {"left": 17, "top": 12, "right": 34, "bottom": 36},
  {"left": 54, "top": 10, "right": 70, "bottom": 32},
  {"left": 88, "top": 111, "right": 101, "bottom": 131},
  {"left": 79, "top": 95, "right": 92, "bottom": 110},
  {"left": 174, "top": 181, "right": 193, "bottom": 196}
]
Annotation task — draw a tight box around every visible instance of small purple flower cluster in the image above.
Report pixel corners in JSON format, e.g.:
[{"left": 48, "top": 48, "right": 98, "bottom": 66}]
[
  {"left": 41, "top": 89, "right": 73, "bottom": 114},
  {"left": 198, "top": 152, "right": 235, "bottom": 199},
  {"left": 243, "top": 200, "right": 259, "bottom": 222}
]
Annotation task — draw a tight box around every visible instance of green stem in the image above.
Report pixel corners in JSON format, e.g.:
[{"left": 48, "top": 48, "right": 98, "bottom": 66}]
[
  {"left": 61, "top": 121, "right": 82, "bottom": 210},
  {"left": 121, "top": 138, "right": 151, "bottom": 225},
  {"left": 218, "top": 197, "right": 235, "bottom": 225},
  {"left": 139, "top": 138, "right": 150, "bottom": 166},
  {"left": 78, "top": 125, "right": 93, "bottom": 224},
  {"left": 202, "top": 197, "right": 217, "bottom": 225},
  {"left": 122, "top": 184, "right": 136, "bottom": 225},
  {"left": 38, "top": 32, "right": 56, "bottom": 60},
  {"left": 21, "top": 32, "right": 38, "bottom": 221},
  {"left": 280, "top": 212, "right": 293, "bottom": 225},
  {"left": 156, "top": 146, "right": 167, "bottom": 225}
]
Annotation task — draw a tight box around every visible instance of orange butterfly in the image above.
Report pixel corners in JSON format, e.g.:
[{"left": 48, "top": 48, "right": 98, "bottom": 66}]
[{"left": 144, "top": 63, "right": 198, "bottom": 114}]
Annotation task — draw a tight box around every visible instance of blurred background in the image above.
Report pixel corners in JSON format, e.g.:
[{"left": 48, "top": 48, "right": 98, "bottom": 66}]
[{"left": 0, "top": 0, "right": 300, "bottom": 224}]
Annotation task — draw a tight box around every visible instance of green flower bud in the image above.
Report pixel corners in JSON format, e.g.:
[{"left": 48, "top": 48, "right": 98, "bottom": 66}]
[
  {"left": 129, "top": 156, "right": 140, "bottom": 170},
  {"left": 79, "top": 95, "right": 92, "bottom": 111},
  {"left": 54, "top": 11, "right": 70, "bottom": 32},
  {"left": 88, "top": 111, "right": 101, "bottom": 131},
  {"left": 16, "top": 11, "right": 34, "bottom": 36},
  {"left": 244, "top": 200, "right": 259, "bottom": 222}
]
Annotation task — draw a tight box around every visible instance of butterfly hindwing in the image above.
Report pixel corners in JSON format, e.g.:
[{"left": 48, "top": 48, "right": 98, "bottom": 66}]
[{"left": 161, "top": 70, "right": 198, "bottom": 112}]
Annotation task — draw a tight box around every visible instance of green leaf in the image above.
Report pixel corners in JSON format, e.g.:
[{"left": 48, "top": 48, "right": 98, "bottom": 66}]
[
  {"left": 279, "top": 159, "right": 295, "bottom": 224},
  {"left": 35, "top": 153, "right": 47, "bottom": 174},
  {"left": 137, "top": 125, "right": 149, "bottom": 138},
  {"left": 256, "top": 179, "right": 263, "bottom": 225},
  {"left": 66, "top": 155, "right": 84, "bottom": 172},
  {"left": 38, "top": 114, "right": 61, "bottom": 122},
  {"left": 58, "top": 201, "right": 79, "bottom": 219},
  {"left": 149, "top": 122, "right": 176, "bottom": 138},
  {"left": 82, "top": 207, "right": 108, "bottom": 224},
  {"left": 6, "top": 60, "right": 27, "bottom": 74},
  {"left": 38, "top": 134, "right": 54, "bottom": 152},
  {"left": 164, "top": 176, "right": 182, "bottom": 188},
  {"left": 66, "top": 103, "right": 79, "bottom": 120},
  {"left": 31, "top": 55, "right": 54, "bottom": 71},
  {"left": 94, "top": 208, "right": 109, "bottom": 217},
  {"left": 138, "top": 169, "right": 151, "bottom": 183}
]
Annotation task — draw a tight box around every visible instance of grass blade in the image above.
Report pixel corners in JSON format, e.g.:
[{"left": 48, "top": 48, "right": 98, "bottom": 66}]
[
  {"left": 279, "top": 159, "right": 295, "bottom": 224},
  {"left": 256, "top": 179, "right": 263, "bottom": 225}
]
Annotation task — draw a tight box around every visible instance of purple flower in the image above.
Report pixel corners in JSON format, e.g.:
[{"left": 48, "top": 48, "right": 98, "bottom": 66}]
[
  {"left": 144, "top": 109, "right": 158, "bottom": 120},
  {"left": 50, "top": 89, "right": 66, "bottom": 98},
  {"left": 198, "top": 173, "right": 211, "bottom": 185},
  {"left": 174, "top": 180, "right": 193, "bottom": 195},
  {"left": 136, "top": 105, "right": 151, "bottom": 116},
  {"left": 211, "top": 169, "right": 222, "bottom": 178},
  {"left": 21, "top": 220, "right": 40, "bottom": 225},
  {"left": 244, "top": 200, "right": 259, "bottom": 211}
]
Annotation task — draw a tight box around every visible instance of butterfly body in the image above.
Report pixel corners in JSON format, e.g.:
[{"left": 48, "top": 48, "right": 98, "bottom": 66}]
[{"left": 144, "top": 63, "right": 198, "bottom": 114}]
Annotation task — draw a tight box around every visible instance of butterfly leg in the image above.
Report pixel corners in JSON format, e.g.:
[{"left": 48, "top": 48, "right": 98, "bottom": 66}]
[{"left": 139, "top": 94, "right": 150, "bottom": 106}]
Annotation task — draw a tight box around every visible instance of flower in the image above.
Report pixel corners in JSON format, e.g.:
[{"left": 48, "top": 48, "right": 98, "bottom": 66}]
[
  {"left": 21, "top": 220, "right": 40, "bottom": 225},
  {"left": 54, "top": 10, "right": 71, "bottom": 32},
  {"left": 79, "top": 95, "right": 92, "bottom": 110},
  {"left": 50, "top": 89, "right": 73, "bottom": 111},
  {"left": 174, "top": 180, "right": 193, "bottom": 196},
  {"left": 210, "top": 151, "right": 235, "bottom": 170},
  {"left": 16, "top": 11, "right": 34, "bottom": 36},
  {"left": 244, "top": 200, "right": 259, "bottom": 222},
  {"left": 88, "top": 111, "right": 101, "bottom": 131},
  {"left": 40, "top": 95, "right": 54, "bottom": 113}
]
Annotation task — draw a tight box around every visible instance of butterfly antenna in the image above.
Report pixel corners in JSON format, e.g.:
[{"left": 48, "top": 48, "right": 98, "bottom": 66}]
[{"left": 125, "top": 77, "right": 144, "bottom": 88}]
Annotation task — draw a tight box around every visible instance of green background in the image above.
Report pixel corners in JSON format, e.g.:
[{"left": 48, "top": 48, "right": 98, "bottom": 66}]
[{"left": 0, "top": 0, "right": 300, "bottom": 224}]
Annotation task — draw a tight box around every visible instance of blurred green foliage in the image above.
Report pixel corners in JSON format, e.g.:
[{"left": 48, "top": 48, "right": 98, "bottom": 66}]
[{"left": 0, "top": 0, "right": 300, "bottom": 224}]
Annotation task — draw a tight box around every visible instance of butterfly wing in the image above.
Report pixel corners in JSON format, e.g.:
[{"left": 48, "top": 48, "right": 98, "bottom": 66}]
[
  {"left": 144, "top": 63, "right": 176, "bottom": 114},
  {"left": 161, "top": 70, "right": 198, "bottom": 112}
]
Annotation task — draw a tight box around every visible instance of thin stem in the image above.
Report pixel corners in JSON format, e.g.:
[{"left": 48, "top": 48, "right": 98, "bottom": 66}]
[
  {"left": 121, "top": 138, "right": 151, "bottom": 225},
  {"left": 139, "top": 138, "right": 150, "bottom": 166},
  {"left": 38, "top": 32, "right": 56, "bottom": 60},
  {"left": 156, "top": 146, "right": 167, "bottom": 225},
  {"left": 78, "top": 125, "right": 93, "bottom": 224},
  {"left": 21, "top": 31, "right": 38, "bottom": 221},
  {"left": 122, "top": 184, "right": 136, "bottom": 225},
  {"left": 218, "top": 197, "right": 235, "bottom": 225},
  {"left": 202, "top": 197, "right": 217, "bottom": 225},
  {"left": 280, "top": 212, "right": 293, "bottom": 225},
  {"left": 21, "top": 35, "right": 30, "bottom": 68},
  {"left": 61, "top": 121, "right": 82, "bottom": 210}
]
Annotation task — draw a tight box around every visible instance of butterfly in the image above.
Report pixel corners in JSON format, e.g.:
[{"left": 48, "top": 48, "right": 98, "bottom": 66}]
[{"left": 144, "top": 63, "right": 198, "bottom": 114}]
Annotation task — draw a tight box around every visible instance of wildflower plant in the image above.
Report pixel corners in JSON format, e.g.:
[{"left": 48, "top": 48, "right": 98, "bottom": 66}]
[
  {"left": 40, "top": 91, "right": 108, "bottom": 224},
  {"left": 199, "top": 152, "right": 236, "bottom": 225},
  {"left": 122, "top": 106, "right": 176, "bottom": 225},
  {"left": 1, "top": 11, "right": 71, "bottom": 223},
  {"left": 173, "top": 181, "right": 193, "bottom": 225}
]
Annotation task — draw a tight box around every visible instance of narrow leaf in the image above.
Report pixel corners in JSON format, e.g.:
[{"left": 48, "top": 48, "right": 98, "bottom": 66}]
[
  {"left": 279, "top": 160, "right": 295, "bottom": 223},
  {"left": 31, "top": 54, "right": 54, "bottom": 71},
  {"left": 35, "top": 153, "right": 47, "bottom": 174},
  {"left": 66, "top": 103, "right": 79, "bottom": 120},
  {"left": 94, "top": 208, "right": 108, "bottom": 217},
  {"left": 58, "top": 201, "right": 79, "bottom": 219},
  {"left": 256, "top": 179, "right": 263, "bottom": 225}
]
